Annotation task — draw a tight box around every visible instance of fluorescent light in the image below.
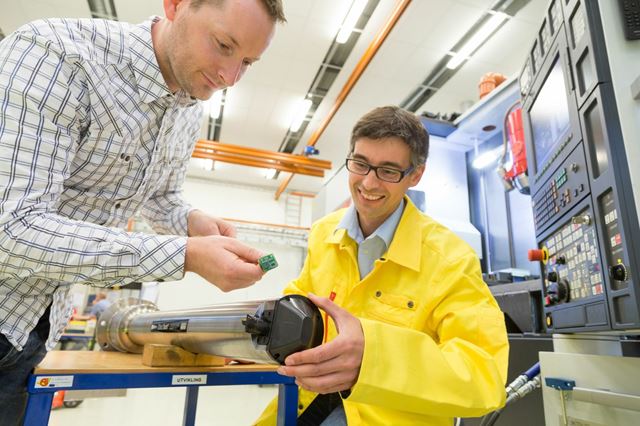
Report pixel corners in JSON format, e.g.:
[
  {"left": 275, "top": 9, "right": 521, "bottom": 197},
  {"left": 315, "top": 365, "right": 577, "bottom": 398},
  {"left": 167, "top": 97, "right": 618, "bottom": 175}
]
[
  {"left": 208, "top": 90, "right": 224, "bottom": 119},
  {"left": 289, "top": 98, "right": 313, "bottom": 132},
  {"left": 336, "top": 0, "right": 368, "bottom": 44},
  {"left": 446, "top": 11, "right": 508, "bottom": 70},
  {"left": 472, "top": 146, "right": 503, "bottom": 169}
]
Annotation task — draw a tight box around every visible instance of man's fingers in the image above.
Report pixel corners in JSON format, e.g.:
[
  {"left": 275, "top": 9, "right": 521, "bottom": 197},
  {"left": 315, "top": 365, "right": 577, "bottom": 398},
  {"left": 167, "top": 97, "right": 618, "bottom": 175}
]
[
  {"left": 224, "top": 238, "right": 264, "bottom": 263},
  {"left": 284, "top": 338, "right": 339, "bottom": 366},
  {"left": 217, "top": 219, "right": 237, "bottom": 238},
  {"left": 308, "top": 293, "right": 350, "bottom": 331},
  {"left": 278, "top": 353, "right": 345, "bottom": 378},
  {"left": 295, "top": 374, "right": 354, "bottom": 394},
  {"left": 214, "top": 238, "right": 265, "bottom": 290}
]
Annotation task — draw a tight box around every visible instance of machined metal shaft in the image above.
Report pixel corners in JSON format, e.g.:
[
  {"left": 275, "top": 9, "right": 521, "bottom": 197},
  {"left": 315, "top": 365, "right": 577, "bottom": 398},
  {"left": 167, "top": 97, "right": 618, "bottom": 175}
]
[{"left": 95, "top": 295, "right": 324, "bottom": 365}]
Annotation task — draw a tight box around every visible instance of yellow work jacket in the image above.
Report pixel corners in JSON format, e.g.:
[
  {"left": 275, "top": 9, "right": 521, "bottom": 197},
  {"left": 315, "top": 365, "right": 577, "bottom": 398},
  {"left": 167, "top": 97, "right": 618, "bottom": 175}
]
[{"left": 255, "top": 197, "right": 509, "bottom": 425}]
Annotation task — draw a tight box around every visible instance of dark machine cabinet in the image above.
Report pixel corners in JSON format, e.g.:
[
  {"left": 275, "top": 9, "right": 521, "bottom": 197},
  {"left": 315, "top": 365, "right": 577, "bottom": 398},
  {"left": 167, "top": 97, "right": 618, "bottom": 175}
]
[
  {"left": 563, "top": 0, "right": 612, "bottom": 107},
  {"left": 579, "top": 83, "right": 640, "bottom": 329},
  {"left": 521, "top": 0, "right": 640, "bottom": 333},
  {"left": 537, "top": 198, "right": 610, "bottom": 331}
]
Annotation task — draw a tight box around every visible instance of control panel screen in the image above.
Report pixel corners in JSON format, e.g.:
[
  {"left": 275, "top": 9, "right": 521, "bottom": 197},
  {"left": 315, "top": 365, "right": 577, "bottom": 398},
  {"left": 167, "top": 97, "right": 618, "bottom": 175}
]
[{"left": 529, "top": 58, "right": 571, "bottom": 172}]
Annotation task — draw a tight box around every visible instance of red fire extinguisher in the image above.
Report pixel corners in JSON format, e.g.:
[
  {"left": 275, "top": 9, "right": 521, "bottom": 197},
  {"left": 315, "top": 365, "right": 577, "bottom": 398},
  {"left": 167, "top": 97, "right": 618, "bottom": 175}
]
[{"left": 497, "top": 102, "right": 529, "bottom": 194}]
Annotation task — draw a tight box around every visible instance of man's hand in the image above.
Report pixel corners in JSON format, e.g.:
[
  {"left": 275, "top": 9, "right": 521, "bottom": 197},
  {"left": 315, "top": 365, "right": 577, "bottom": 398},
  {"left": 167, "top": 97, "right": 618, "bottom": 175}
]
[
  {"left": 277, "top": 293, "right": 365, "bottom": 394},
  {"left": 188, "top": 209, "right": 236, "bottom": 237},
  {"left": 184, "top": 235, "right": 264, "bottom": 292}
]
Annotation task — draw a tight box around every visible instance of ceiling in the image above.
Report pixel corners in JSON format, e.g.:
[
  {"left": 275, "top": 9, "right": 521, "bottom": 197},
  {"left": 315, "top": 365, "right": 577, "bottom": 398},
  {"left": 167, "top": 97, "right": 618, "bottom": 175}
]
[{"left": 0, "top": 0, "right": 548, "bottom": 195}]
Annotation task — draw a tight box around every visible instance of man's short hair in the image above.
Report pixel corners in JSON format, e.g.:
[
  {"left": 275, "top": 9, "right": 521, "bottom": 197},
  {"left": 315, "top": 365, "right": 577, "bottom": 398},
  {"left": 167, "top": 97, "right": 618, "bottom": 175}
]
[
  {"left": 190, "top": 0, "right": 286, "bottom": 24},
  {"left": 350, "top": 106, "right": 430, "bottom": 167}
]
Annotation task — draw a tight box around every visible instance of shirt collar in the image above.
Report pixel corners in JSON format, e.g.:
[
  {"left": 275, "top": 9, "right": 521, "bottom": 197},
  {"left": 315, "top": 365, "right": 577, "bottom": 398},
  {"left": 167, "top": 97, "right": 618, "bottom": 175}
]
[
  {"left": 329, "top": 196, "right": 423, "bottom": 271},
  {"left": 130, "top": 17, "right": 198, "bottom": 107},
  {"left": 336, "top": 199, "right": 405, "bottom": 249}
]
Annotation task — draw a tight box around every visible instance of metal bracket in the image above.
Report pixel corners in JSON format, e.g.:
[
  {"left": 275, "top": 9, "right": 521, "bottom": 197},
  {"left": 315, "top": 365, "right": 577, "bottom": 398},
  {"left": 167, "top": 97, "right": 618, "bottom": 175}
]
[{"left": 544, "top": 377, "right": 576, "bottom": 391}]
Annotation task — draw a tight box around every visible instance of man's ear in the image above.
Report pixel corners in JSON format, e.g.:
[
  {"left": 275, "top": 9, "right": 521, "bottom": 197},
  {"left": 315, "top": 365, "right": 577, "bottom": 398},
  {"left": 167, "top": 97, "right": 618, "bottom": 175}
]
[
  {"left": 408, "top": 164, "right": 425, "bottom": 187},
  {"left": 164, "top": 0, "right": 185, "bottom": 21}
]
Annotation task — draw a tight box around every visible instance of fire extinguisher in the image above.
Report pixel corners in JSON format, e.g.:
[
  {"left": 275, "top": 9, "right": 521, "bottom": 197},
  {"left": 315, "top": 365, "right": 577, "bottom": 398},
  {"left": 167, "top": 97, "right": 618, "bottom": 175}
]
[{"left": 497, "top": 102, "right": 530, "bottom": 194}]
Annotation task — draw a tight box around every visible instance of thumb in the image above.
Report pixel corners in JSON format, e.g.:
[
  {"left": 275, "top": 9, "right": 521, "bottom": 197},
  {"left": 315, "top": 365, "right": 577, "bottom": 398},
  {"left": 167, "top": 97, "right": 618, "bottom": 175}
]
[
  {"left": 225, "top": 238, "right": 264, "bottom": 263},
  {"left": 218, "top": 219, "right": 237, "bottom": 238},
  {"left": 307, "top": 293, "right": 348, "bottom": 330}
]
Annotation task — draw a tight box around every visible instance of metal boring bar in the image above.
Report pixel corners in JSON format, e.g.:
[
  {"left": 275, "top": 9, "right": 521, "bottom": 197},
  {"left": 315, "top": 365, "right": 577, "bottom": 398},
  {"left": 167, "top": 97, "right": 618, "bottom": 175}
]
[{"left": 95, "top": 294, "right": 324, "bottom": 365}]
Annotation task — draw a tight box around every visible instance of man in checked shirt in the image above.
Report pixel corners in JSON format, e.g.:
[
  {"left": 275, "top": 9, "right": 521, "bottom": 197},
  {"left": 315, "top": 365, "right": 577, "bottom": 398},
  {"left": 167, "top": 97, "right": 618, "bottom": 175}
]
[{"left": 0, "top": 1, "right": 285, "bottom": 423}]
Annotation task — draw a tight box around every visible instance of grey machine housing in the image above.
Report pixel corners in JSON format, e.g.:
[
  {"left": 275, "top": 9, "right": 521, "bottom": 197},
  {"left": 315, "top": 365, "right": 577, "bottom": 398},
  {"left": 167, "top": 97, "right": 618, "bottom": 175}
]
[{"left": 96, "top": 294, "right": 324, "bottom": 365}]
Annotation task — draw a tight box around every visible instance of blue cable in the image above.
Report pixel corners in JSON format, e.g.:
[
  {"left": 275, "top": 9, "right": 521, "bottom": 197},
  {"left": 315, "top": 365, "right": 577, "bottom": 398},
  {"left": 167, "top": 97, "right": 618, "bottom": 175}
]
[{"left": 524, "top": 362, "right": 540, "bottom": 380}]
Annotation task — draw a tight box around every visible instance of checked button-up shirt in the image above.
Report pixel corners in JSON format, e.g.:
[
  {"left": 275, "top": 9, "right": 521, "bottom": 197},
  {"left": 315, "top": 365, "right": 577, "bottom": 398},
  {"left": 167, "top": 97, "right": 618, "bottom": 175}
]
[{"left": 0, "top": 17, "right": 203, "bottom": 350}]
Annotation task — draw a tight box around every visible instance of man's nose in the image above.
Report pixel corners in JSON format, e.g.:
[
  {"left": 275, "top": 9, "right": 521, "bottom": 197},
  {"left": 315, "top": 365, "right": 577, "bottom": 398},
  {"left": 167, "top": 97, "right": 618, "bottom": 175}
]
[
  {"left": 218, "top": 58, "right": 244, "bottom": 87},
  {"left": 362, "top": 168, "right": 381, "bottom": 186}
]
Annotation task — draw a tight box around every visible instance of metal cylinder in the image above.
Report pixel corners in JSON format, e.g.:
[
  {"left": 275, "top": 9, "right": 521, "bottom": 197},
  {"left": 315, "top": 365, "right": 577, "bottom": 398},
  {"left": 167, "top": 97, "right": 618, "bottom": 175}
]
[{"left": 96, "top": 295, "right": 324, "bottom": 365}]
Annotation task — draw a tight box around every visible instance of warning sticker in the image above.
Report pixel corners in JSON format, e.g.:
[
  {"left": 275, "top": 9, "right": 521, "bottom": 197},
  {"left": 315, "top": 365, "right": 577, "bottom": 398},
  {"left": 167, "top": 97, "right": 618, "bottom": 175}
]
[{"left": 34, "top": 375, "right": 74, "bottom": 388}]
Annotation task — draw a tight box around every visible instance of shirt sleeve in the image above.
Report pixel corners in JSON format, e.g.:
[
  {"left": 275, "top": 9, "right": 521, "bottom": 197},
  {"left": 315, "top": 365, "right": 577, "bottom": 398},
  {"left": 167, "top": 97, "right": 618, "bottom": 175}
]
[
  {"left": 0, "top": 30, "right": 186, "bottom": 287},
  {"left": 347, "top": 252, "right": 509, "bottom": 418}
]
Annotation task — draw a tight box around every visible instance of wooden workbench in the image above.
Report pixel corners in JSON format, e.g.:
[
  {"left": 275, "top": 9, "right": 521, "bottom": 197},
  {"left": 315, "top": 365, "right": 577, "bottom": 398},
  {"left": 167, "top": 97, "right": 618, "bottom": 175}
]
[
  {"left": 34, "top": 350, "right": 278, "bottom": 374},
  {"left": 25, "top": 350, "right": 297, "bottom": 426}
]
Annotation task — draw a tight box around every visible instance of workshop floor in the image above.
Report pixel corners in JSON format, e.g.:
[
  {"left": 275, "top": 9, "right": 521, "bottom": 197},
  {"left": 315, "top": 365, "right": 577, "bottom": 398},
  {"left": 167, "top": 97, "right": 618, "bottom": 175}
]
[{"left": 49, "top": 384, "right": 278, "bottom": 425}]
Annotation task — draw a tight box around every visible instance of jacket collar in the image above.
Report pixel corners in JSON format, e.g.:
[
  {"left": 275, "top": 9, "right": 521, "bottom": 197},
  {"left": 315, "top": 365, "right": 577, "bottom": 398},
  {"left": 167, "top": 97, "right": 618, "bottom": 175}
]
[
  {"left": 385, "top": 195, "right": 422, "bottom": 271},
  {"left": 326, "top": 195, "right": 422, "bottom": 271}
]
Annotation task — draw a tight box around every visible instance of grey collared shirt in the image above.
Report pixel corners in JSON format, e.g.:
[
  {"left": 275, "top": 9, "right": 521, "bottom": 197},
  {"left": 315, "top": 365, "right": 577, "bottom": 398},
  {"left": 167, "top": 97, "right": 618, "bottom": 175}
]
[{"left": 337, "top": 199, "right": 405, "bottom": 279}]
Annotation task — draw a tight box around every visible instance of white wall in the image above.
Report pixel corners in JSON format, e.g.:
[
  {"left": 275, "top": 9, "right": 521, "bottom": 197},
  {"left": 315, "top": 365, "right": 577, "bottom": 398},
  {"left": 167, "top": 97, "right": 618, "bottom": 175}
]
[
  {"left": 181, "top": 177, "right": 313, "bottom": 227},
  {"left": 156, "top": 177, "right": 309, "bottom": 310},
  {"left": 313, "top": 165, "right": 350, "bottom": 221},
  {"left": 415, "top": 139, "right": 470, "bottom": 222}
]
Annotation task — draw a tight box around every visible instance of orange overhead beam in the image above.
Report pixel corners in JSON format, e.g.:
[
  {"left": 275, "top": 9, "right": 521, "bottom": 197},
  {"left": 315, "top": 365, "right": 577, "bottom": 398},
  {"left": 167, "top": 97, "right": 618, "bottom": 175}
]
[
  {"left": 275, "top": 0, "right": 413, "bottom": 200},
  {"left": 196, "top": 140, "right": 331, "bottom": 169},
  {"left": 192, "top": 140, "right": 331, "bottom": 178},
  {"left": 222, "top": 217, "right": 309, "bottom": 231},
  {"left": 289, "top": 191, "right": 316, "bottom": 198},
  {"left": 191, "top": 152, "right": 326, "bottom": 177}
]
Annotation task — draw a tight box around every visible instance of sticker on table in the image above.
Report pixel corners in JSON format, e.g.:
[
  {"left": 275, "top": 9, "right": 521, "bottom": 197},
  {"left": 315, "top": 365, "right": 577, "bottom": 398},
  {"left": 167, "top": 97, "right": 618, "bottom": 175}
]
[
  {"left": 172, "top": 374, "right": 207, "bottom": 385},
  {"left": 34, "top": 375, "right": 74, "bottom": 388}
]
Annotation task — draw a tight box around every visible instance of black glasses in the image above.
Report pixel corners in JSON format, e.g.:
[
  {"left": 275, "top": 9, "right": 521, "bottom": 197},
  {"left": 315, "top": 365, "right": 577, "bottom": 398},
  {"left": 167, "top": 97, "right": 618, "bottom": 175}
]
[{"left": 345, "top": 158, "right": 414, "bottom": 183}]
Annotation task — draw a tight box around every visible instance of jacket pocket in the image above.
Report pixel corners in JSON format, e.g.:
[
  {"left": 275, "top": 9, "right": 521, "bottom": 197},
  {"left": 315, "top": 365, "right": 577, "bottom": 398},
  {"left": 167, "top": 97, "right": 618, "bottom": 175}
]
[{"left": 366, "top": 290, "right": 418, "bottom": 327}]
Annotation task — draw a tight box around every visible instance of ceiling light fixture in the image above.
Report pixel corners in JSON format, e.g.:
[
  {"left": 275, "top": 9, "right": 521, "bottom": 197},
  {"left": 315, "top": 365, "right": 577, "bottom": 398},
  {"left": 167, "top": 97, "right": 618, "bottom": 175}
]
[
  {"left": 446, "top": 11, "right": 509, "bottom": 70},
  {"left": 208, "top": 90, "right": 224, "bottom": 119},
  {"left": 289, "top": 98, "right": 313, "bottom": 132},
  {"left": 336, "top": 0, "right": 368, "bottom": 44}
]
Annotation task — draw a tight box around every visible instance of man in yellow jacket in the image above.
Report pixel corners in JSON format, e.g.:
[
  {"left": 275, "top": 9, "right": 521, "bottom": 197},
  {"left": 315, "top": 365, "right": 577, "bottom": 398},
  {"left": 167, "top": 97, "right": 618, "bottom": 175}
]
[{"left": 256, "top": 106, "right": 509, "bottom": 425}]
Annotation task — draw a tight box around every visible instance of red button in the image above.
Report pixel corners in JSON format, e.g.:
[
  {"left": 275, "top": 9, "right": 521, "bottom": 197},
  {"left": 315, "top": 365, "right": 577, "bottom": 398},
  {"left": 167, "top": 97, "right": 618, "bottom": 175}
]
[{"left": 528, "top": 249, "right": 546, "bottom": 262}]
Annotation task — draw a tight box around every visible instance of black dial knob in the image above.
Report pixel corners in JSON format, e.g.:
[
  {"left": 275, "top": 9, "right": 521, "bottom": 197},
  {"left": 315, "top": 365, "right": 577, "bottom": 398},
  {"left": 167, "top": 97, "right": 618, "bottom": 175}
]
[
  {"left": 547, "top": 271, "right": 558, "bottom": 282},
  {"left": 547, "top": 278, "right": 570, "bottom": 305},
  {"left": 556, "top": 256, "right": 567, "bottom": 265},
  {"left": 609, "top": 264, "right": 628, "bottom": 282}
]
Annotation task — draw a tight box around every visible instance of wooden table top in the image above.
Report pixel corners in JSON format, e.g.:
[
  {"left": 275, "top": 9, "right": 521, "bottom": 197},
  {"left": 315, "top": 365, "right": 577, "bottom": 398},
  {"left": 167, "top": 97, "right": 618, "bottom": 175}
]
[{"left": 35, "top": 350, "right": 280, "bottom": 375}]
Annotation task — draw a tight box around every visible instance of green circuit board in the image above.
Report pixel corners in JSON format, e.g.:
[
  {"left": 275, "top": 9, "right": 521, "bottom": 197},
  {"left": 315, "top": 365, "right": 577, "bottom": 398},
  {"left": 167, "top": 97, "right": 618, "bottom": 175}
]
[{"left": 258, "top": 254, "right": 278, "bottom": 272}]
